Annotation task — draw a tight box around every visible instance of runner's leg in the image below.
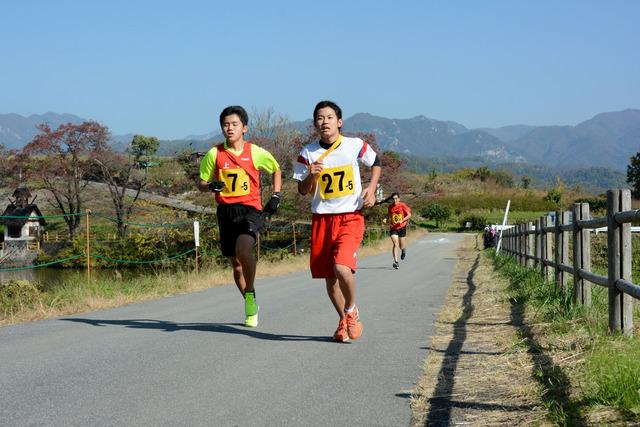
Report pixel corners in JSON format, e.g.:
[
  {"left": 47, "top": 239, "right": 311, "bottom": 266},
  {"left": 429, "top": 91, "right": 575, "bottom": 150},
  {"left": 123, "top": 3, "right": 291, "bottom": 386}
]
[
  {"left": 334, "top": 263, "right": 356, "bottom": 310},
  {"left": 325, "top": 276, "right": 346, "bottom": 318},
  {"left": 391, "top": 234, "right": 400, "bottom": 262},
  {"left": 235, "top": 234, "right": 257, "bottom": 293}
]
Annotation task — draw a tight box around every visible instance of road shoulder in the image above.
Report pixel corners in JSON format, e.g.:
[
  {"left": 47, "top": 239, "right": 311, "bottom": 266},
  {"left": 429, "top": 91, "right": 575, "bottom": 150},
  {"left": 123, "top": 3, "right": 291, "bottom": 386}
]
[{"left": 410, "top": 236, "right": 547, "bottom": 426}]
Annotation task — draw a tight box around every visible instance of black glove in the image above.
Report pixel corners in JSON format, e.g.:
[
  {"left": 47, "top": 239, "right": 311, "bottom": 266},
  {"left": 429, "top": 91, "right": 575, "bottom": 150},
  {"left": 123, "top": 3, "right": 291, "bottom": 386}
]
[
  {"left": 208, "top": 180, "right": 225, "bottom": 193},
  {"left": 263, "top": 192, "right": 281, "bottom": 215}
]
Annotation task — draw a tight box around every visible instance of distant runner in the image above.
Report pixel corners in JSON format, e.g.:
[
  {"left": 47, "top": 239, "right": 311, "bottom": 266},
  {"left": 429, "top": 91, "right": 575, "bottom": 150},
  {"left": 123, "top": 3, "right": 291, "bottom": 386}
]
[{"left": 384, "top": 192, "right": 411, "bottom": 270}]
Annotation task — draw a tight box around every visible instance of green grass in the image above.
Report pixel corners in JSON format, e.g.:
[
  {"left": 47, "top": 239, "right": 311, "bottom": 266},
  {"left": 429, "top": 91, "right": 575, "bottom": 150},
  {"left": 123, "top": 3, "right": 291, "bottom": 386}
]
[
  {"left": 484, "top": 210, "right": 548, "bottom": 225},
  {"left": 585, "top": 338, "right": 640, "bottom": 415},
  {"left": 415, "top": 210, "right": 548, "bottom": 233},
  {"left": 493, "top": 253, "right": 605, "bottom": 332},
  {"left": 491, "top": 251, "right": 640, "bottom": 420}
]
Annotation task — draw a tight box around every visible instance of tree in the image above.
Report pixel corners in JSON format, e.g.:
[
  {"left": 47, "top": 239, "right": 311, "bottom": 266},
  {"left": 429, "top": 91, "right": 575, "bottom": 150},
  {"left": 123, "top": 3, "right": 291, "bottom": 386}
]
[
  {"left": 22, "top": 122, "right": 110, "bottom": 238},
  {"left": 521, "top": 175, "right": 531, "bottom": 189},
  {"left": 0, "top": 144, "right": 20, "bottom": 188},
  {"left": 627, "top": 152, "right": 640, "bottom": 197},
  {"left": 377, "top": 150, "right": 409, "bottom": 200},
  {"left": 248, "top": 107, "right": 300, "bottom": 203},
  {"left": 544, "top": 188, "right": 562, "bottom": 205},
  {"left": 473, "top": 166, "right": 491, "bottom": 182},
  {"left": 492, "top": 170, "right": 515, "bottom": 188},
  {"left": 421, "top": 203, "right": 451, "bottom": 228},
  {"left": 94, "top": 134, "right": 159, "bottom": 238}
]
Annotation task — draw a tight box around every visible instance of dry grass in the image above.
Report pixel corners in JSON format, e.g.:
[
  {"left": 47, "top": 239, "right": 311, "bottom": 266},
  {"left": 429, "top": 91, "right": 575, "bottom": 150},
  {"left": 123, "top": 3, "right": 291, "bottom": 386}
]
[
  {"left": 1, "top": 227, "right": 429, "bottom": 326},
  {"left": 410, "top": 236, "right": 548, "bottom": 426}
]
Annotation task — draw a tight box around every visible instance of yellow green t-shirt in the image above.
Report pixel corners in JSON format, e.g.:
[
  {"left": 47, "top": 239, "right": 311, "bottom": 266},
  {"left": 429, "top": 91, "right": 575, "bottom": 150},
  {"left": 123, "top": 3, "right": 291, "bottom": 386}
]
[{"left": 199, "top": 141, "right": 280, "bottom": 183}]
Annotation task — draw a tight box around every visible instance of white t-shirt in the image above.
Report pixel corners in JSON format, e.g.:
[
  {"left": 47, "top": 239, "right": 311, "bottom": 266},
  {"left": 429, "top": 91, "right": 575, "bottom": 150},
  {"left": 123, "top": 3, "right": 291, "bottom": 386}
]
[{"left": 293, "top": 136, "right": 377, "bottom": 214}]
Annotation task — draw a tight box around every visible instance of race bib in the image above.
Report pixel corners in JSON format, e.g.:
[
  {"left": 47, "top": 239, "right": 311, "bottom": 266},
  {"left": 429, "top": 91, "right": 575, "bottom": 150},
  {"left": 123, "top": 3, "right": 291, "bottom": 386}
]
[
  {"left": 318, "top": 164, "right": 355, "bottom": 200},
  {"left": 219, "top": 168, "right": 250, "bottom": 197},
  {"left": 392, "top": 213, "right": 404, "bottom": 225}
]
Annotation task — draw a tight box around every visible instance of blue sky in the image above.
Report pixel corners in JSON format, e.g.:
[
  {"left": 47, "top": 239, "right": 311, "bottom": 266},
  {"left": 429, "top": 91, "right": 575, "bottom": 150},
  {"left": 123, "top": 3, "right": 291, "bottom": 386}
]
[{"left": 1, "top": 1, "right": 638, "bottom": 139}]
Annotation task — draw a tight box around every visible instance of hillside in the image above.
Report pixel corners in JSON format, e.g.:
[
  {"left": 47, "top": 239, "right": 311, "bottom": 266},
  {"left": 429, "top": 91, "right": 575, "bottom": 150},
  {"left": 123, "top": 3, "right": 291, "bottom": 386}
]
[
  {"left": 0, "top": 113, "right": 86, "bottom": 149},
  {"left": 2, "top": 109, "right": 638, "bottom": 179},
  {"left": 502, "top": 109, "right": 640, "bottom": 169},
  {"left": 401, "top": 154, "right": 628, "bottom": 194}
]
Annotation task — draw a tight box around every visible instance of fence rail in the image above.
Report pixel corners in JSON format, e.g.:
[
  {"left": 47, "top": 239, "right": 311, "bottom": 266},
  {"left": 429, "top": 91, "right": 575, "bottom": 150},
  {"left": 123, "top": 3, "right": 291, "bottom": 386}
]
[{"left": 499, "top": 189, "right": 639, "bottom": 336}]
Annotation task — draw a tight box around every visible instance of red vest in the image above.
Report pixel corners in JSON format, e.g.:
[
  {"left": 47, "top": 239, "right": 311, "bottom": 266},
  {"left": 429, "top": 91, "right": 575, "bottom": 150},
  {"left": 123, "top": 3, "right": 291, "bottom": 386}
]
[
  {"left": 214, "top": 143, "right": 262, "bottom": 210},
  {"left": 388, "top": 202, "right": 410, "bottom": 230}
]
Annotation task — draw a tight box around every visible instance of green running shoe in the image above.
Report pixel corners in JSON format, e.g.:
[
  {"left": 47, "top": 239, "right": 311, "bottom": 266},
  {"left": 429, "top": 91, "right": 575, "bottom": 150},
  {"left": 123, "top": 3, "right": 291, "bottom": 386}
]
[
  {"left": 244, "top": 313, "right": 259, "bottom": 328},
  {"left": 244, "top": 292, "right": 259, "bottom": 327}
]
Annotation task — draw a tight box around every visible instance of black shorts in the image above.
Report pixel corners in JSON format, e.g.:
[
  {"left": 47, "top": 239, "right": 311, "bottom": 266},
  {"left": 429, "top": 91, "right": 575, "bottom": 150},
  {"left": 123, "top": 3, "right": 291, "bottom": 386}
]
[
  {"left": 216, "top": 203, "right": 264, "bottom": 257},
  {"left": 390, "top": 227, "right": 407, "bottom": 238}
]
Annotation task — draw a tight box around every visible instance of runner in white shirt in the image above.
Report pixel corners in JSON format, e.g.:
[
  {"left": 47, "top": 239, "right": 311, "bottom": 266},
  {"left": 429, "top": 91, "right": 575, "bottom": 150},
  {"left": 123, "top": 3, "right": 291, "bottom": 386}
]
[{"left": 293, "top": 100, "right": 381, "bottom": 342}]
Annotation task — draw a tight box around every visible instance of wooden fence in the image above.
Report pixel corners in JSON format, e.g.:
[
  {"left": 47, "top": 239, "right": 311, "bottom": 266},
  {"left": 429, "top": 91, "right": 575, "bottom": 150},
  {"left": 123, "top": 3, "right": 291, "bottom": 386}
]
[{"left": 500, "top": 189, "right": 640, "bottom": 336}]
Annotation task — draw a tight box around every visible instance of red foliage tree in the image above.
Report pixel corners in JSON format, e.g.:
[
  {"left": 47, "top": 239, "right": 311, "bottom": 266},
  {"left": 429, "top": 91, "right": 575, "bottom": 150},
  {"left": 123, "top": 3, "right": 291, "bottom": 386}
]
[{"left": 21, "top": 121, "right": 111, "bottom": 238}]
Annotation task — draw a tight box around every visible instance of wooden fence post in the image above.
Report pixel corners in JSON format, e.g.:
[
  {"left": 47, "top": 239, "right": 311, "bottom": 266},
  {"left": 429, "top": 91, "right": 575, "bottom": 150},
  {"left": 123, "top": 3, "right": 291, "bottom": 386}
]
[
  {"left": 543, "top": 215, "right": 553, "bottom": 283},
  {"left": 526, "top": 221, "right": 534, "bottom": 268},
  {"left": 554, "top": 210, "right": 562, "bottom": 290},
  {"left": 621, "top": 189, "right": 634, "bottom": 335},
  {"left": 510, "top": 227, "right": 514, "bottom": 256},
  {"left": 607, "top": 190, "right": 633, "bottom": 335},
  {"left": 520, "top": 224, "right": 526, "bottom": 266},
  {"left": 572, "top": 203, "right": 582, "bottom": 304},
  {"left": 560, "top": 211, "right": 570, "bottom": 293},
  {"left": 535, "top": 218, "right": 542, "bottom": 270},
  {"left": 257, "top": 234, "right": 261, "bottom": 261},
  {"left": 292, "top": 222, "right": 297, "bottom": 255},
  {"left": 504, "top": 227, "right": 509, "bottom": 254},
  {"left": 519, "top": 224, "right": 525, "bottom": 266},
  {"left": 572, "top": 203, "right": 592, "bottom": 306},
  {"left": 503, "top": 228, "right": 508, "bottom": 254},
  {"left": 513, "top": 224, "right": 520, "bottom": 265},
  {"left": 85, "top": 209, "right": 91, "bottom": 281},
  {"left": 512, "top": 226, "right": 516, "bottom": 256},
  {"left": 606, "top": 189, "right": 619, "bottom": 333}
]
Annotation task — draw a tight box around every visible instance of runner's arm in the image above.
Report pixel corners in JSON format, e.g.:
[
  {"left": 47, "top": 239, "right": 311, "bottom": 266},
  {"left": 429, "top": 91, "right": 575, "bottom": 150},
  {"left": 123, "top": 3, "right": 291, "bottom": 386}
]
[
  {"left": 271, "top": 169, "right": 282, "bottom": 193},
  {"left": 361, "top": 165, "right": 381, "bottom": 208},
  {"left": 297, "top": 161, "right": 323, "bottom": 195},
  {"left": 402, "top": 208, "right": 412, "bottom": 224}
]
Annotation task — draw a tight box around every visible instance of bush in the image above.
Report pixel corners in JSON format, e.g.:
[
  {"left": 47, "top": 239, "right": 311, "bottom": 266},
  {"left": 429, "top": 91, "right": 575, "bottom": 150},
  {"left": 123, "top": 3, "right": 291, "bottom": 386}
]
[
  {"left": 0, "top": 280, "right": 41, "bottom": 316},
  {"left": 421, "top": 203, "right": 451, "bottom": 227},
  {"left": 459, "top": 214, "right": 487, "bottom": 230},
  {"left": 545, "top": 188, "right": 562, "bottom": 205}
]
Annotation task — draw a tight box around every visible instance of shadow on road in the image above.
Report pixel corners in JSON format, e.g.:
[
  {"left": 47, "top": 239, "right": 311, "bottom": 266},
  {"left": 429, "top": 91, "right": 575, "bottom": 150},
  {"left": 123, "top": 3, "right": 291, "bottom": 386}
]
[
  {"left": 423, "top": 254, "right": 479, "bottom": 426},
  {"left": 61, "top": 318, "right": 332, "bottom": 342},
  {"left": 421, "top": 255, "right": 547, "bottom": 426},
  {"left": 510, "top": 298, "right": 586, "bottom": 425}
]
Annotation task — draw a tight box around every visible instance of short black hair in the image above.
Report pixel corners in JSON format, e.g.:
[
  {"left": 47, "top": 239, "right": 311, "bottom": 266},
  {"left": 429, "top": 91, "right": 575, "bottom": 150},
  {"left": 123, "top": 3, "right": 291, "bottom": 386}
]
[
  {"left": 313, "top": 100, "right": 342, "bottom": 121},
  {"left": 219, "top": 105, "right": 249, "bottom": 127},
  {"left": 391, "top": 192, "right": 400, "bottom": 199}
]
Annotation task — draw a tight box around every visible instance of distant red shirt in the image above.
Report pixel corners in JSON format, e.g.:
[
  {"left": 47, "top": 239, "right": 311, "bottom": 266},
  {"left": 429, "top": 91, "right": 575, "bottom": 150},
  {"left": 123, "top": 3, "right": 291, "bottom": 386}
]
[{"left": 388, "top": 202, "right": 411, "bottom": 231}]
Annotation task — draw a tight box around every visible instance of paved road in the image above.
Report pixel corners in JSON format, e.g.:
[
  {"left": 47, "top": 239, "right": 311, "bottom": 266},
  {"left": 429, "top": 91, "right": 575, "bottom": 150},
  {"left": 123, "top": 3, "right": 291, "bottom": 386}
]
[{"left": 0, "top": 233, "right": 465, "bottom": 427}]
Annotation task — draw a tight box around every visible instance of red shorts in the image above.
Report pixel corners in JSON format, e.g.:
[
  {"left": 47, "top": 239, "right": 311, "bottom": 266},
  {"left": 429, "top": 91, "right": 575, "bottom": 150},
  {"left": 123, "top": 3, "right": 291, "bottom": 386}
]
[{"left": 310, "top": 211, "right": 364, "bottom": 278}]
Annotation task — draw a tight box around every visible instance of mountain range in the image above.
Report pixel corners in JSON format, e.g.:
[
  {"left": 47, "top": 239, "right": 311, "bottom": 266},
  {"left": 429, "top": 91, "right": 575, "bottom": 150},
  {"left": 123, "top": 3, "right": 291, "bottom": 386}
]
[{"left": 1, "top": 109, "right": 638, "bottom": 172}]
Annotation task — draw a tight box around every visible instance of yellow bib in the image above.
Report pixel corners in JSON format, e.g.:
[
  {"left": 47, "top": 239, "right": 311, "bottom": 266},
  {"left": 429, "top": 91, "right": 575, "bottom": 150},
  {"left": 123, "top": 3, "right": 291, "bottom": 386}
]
[
  {"left": 318, "top": 164, "right": 355, "bottom": 200},
  {"left": 219, "top": 168, "right": 251, "bottom": 197},
  {"left": 392, "top": 213, "right": 404, "bottom": 225}
]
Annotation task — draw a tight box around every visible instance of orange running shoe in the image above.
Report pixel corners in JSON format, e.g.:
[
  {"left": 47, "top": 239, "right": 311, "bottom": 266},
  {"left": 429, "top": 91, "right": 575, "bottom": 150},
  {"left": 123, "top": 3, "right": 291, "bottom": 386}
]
[
  {"left": 333, "top": 318, "right": 349, "bottom": 342},
  {"left": 345, "top": 307, "right": 363, "bottom": 340}
]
